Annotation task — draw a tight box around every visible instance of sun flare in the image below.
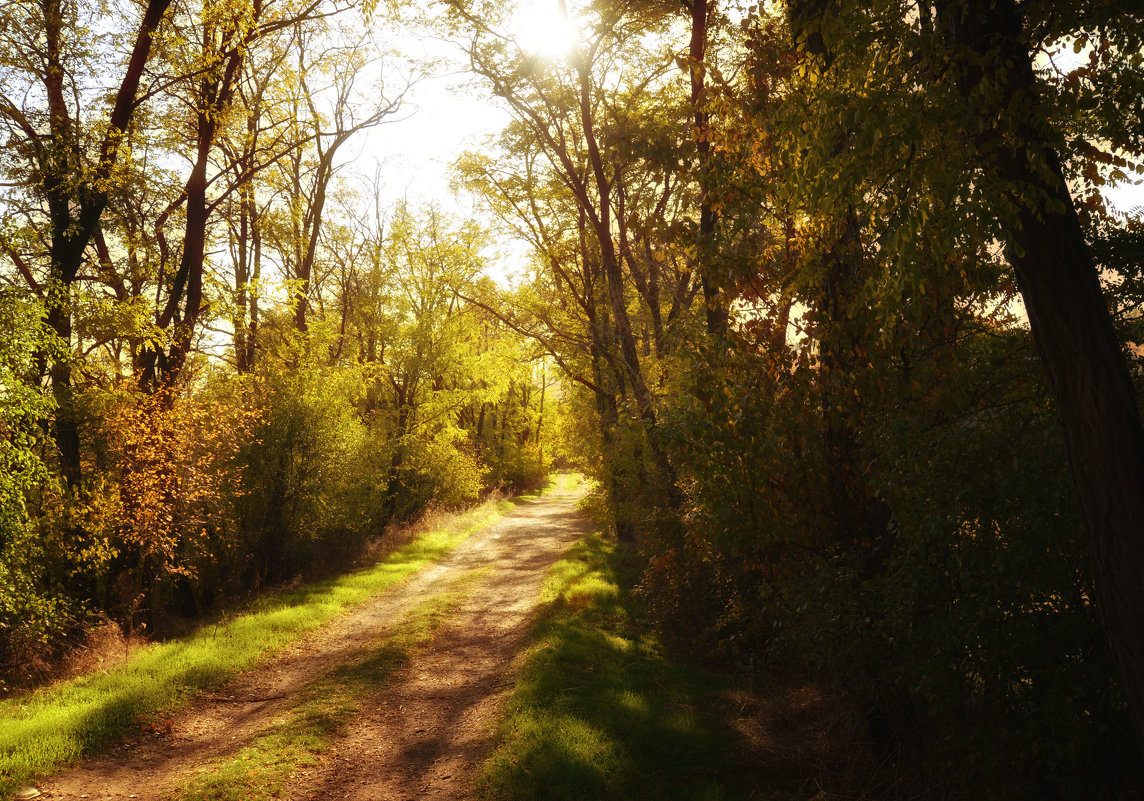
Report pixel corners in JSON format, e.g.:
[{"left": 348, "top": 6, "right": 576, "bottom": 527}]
[{"left": 511, "top": 0, "right": 578, "bottom": 60}]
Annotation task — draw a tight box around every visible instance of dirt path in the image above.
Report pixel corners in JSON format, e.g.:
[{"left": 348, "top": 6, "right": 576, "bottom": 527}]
[{"left": 39, "top": 482, "right": 590, "bottom": 801}]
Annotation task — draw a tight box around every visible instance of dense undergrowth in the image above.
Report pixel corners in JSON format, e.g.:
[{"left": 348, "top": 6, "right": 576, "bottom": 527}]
[
  {"left": 562, "top": 327, "right": 1142, "bottom": 800},
  {"left": 1, "top": 319, "right": 552, "bottom": 692},
  {"left": 586, "top": 329, "right": 1144, "bottom": 799}
]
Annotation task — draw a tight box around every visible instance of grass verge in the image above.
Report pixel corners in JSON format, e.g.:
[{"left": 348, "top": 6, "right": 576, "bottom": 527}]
[
  {"left": 0, "top": 483, "right": 553, "bottom": 797},
  {"left": 175, "top": 569, "right": 486, "bottom": 801},
  {"left": 475, "top": 525, "right": 755, "bottom": 801}
]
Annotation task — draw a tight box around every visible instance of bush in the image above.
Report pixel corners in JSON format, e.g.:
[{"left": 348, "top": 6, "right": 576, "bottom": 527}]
[
  {"left": 647, "top": 326, "right": 1141, "bottom": 798},
  {"left": 486, "top": 439, "right": 547, "bottom": 493},
  {"left": 233, "top": 364, "right": 385, "bottom": 587}
]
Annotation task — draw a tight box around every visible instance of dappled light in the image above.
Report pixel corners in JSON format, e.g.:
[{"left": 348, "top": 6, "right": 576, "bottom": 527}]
[
  {"left": 3, "top": 0, "right": 1144, "bottom": 798},
  {"left": 477, "top": 531, "right": 750, "bottom": 800}
]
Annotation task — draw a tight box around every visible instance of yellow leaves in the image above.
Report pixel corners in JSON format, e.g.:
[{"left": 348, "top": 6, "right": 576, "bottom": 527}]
[
  {"left": 200, "top": 0, "right": 256, "bottom": 39},
  {"left": 93, "top": 380, "right": 263, "bottom": 578}
]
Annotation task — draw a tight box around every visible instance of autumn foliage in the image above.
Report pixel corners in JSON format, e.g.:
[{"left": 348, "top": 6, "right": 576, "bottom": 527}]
[{"left": 3, "top": 0, "right": 1144, "bottom": 796}]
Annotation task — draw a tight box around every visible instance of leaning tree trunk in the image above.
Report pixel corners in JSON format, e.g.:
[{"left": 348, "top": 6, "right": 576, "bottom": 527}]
[
  {"left": 138, "top": 37, "right": 245, "bottom": 391},
  {"left": 941, "top": 0, "right": 1144, "bottom": 750},
  {"left": 576, "top": 60, "right": 681, "bottom": 508}
]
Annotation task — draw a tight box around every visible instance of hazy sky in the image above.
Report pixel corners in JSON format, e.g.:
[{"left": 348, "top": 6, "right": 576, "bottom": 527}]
[
  {"left": 344, "top": 2, "right": 575, "bottom": 284},
  {"left": 342, "top": 4, "right": 1144, "bottom": 288}
]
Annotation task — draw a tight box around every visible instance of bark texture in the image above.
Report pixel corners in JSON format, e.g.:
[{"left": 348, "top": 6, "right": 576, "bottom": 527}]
[{"left": 941, "top": 0, "right": 1144, "bottom": 750}]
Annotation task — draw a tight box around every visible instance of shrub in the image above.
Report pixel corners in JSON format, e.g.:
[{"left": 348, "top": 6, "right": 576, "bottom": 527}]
[
  {"left": 233, "top": 363, "right": 383, "bottom": 586},
  {"left": 647, "top": 326, "right": 1141, "bottom": 797}
]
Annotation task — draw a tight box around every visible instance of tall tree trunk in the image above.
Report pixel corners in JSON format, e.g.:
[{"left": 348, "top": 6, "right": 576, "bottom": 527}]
[
  {"left": 234, "top": 107, "right": 261, "bottom": 373},
  {"left": 292, "top": 151, "right": 333, "bottom": 333},
  {"left": 581, "top": 241, "right": 638, "bottom": 542},
  {"left": 35, "top": 0, "right": 172, "bottom": 487},
  {"left": 576, "top": 60, "right": 680, "bottom": 506},
  {"left": 44, "top": 283, "right": 81, "bottom": 487},
  {"left": 498, "top": 384, "right": 512, "bottom": 460},
  {"left": 941, "top": 0, "right": 1144, "bottom": 750},
  {"left": 589, "top": 345, "right": 634, "bottom": 542},
  {"left": 818, "top": 210, "right": 892, "bottom": 570},
  {"left": 688, "top": 0, "right": 727, "bottom": 339},
  {"left": 139, "top": 121, "right": 212, "bottom": 390},
  {"left": 787, "top": 1, "right": 892, "bottom": 567},
  {"left": 536, "top": 361, "right": 545, "bottom": 449},
  {"left": 139, "top": 34, "right": 246, "bottom": 390}
]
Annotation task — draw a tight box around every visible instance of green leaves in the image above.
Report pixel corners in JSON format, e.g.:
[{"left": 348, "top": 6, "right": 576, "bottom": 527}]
[{"left": 0, "top": 289, "right": 69, "bottom": 693}]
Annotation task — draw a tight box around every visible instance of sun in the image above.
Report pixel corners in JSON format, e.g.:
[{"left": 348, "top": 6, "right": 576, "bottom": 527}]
[{"left": 511, "top": 0, "right": 578, "bottom": 60}]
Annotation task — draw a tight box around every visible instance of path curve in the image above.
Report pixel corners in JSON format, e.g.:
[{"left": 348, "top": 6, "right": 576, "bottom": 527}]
[{"left": 39, "top": 483, "right": 590, "bottom": 801}]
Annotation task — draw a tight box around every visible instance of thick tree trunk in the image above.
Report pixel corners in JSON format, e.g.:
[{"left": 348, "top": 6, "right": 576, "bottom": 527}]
[
  {"left": 942, "top": 0, "right": 1144, "bottom": 750},
  {"left": 44, "top": 284, "right": 82, "bottom": 487},
  {"left": 171, "top": 145, "right": 211, "bottom": 374},
  {"left": 1008, "top": 164, "right": 1144, "bottom": 746}
]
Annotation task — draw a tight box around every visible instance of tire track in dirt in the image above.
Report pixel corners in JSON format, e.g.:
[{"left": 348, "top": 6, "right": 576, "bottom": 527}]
[
  {"left": 282, "top": 486, "right": 591, "bottom": 801},
  {"left": 38, "top": 483, "right": 589, "bottom": 801}
]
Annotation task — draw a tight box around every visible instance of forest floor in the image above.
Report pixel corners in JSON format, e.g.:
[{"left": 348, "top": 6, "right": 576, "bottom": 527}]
[{"left": 33, "top": 477, "right": 592, "bottom": 801}]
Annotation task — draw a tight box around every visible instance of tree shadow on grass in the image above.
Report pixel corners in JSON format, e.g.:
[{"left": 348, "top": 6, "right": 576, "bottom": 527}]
[{"left": 477, "top": 533, "right": 755, "bottom": 801}]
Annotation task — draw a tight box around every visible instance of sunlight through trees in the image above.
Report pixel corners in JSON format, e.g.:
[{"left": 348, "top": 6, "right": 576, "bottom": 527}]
[{"left": 2, "top": 0, "right": 1144, "bottom": 795}]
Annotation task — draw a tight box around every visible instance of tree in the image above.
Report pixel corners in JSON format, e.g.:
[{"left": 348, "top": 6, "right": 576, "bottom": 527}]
[
  {"left": 273, "top": 20, "right": 409, "bottom": 334},
  {"left": 138, "top": 0, "right": 321, "bottom": 389},
  {"left": 684, "top": 0, "right": 728, "bottom": 338},
  {"left": 446, "top": 0, "right": 697, "bottom": 522},
  {"left": 0, "top": 0, "right": 174, "bottom": 485},
  {"left": 932, "top": 0, "right": 1144, "bottom": 749}
]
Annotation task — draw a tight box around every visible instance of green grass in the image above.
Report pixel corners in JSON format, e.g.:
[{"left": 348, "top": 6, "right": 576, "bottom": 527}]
[
  {"left": 175, "top": 570, "right": 485, "bottom": 801},
  {"left": 0, "top": 484, "right": 553, "bottom": 797},
  {"left": 475, "top": 525, "right": 754, "bottom": 801}
]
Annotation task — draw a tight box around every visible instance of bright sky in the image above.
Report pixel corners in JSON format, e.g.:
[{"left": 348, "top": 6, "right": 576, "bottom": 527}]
[
  {"left": 337, "top": 36, "right": 507, "bottom": 279},
  {"left": 1038, "top": 40, "right": 1144, "bottom": 215},
  {"left": 352, "top": 46, "right": 502, "bottom": 209},
  {"left": 342, "top": 1, "right": 578, "bottom": 284}
]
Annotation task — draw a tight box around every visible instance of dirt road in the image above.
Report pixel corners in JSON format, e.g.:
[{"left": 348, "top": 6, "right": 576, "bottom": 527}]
[{"left": 39, "top": 481, "right": 591, "bottom": 801}]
